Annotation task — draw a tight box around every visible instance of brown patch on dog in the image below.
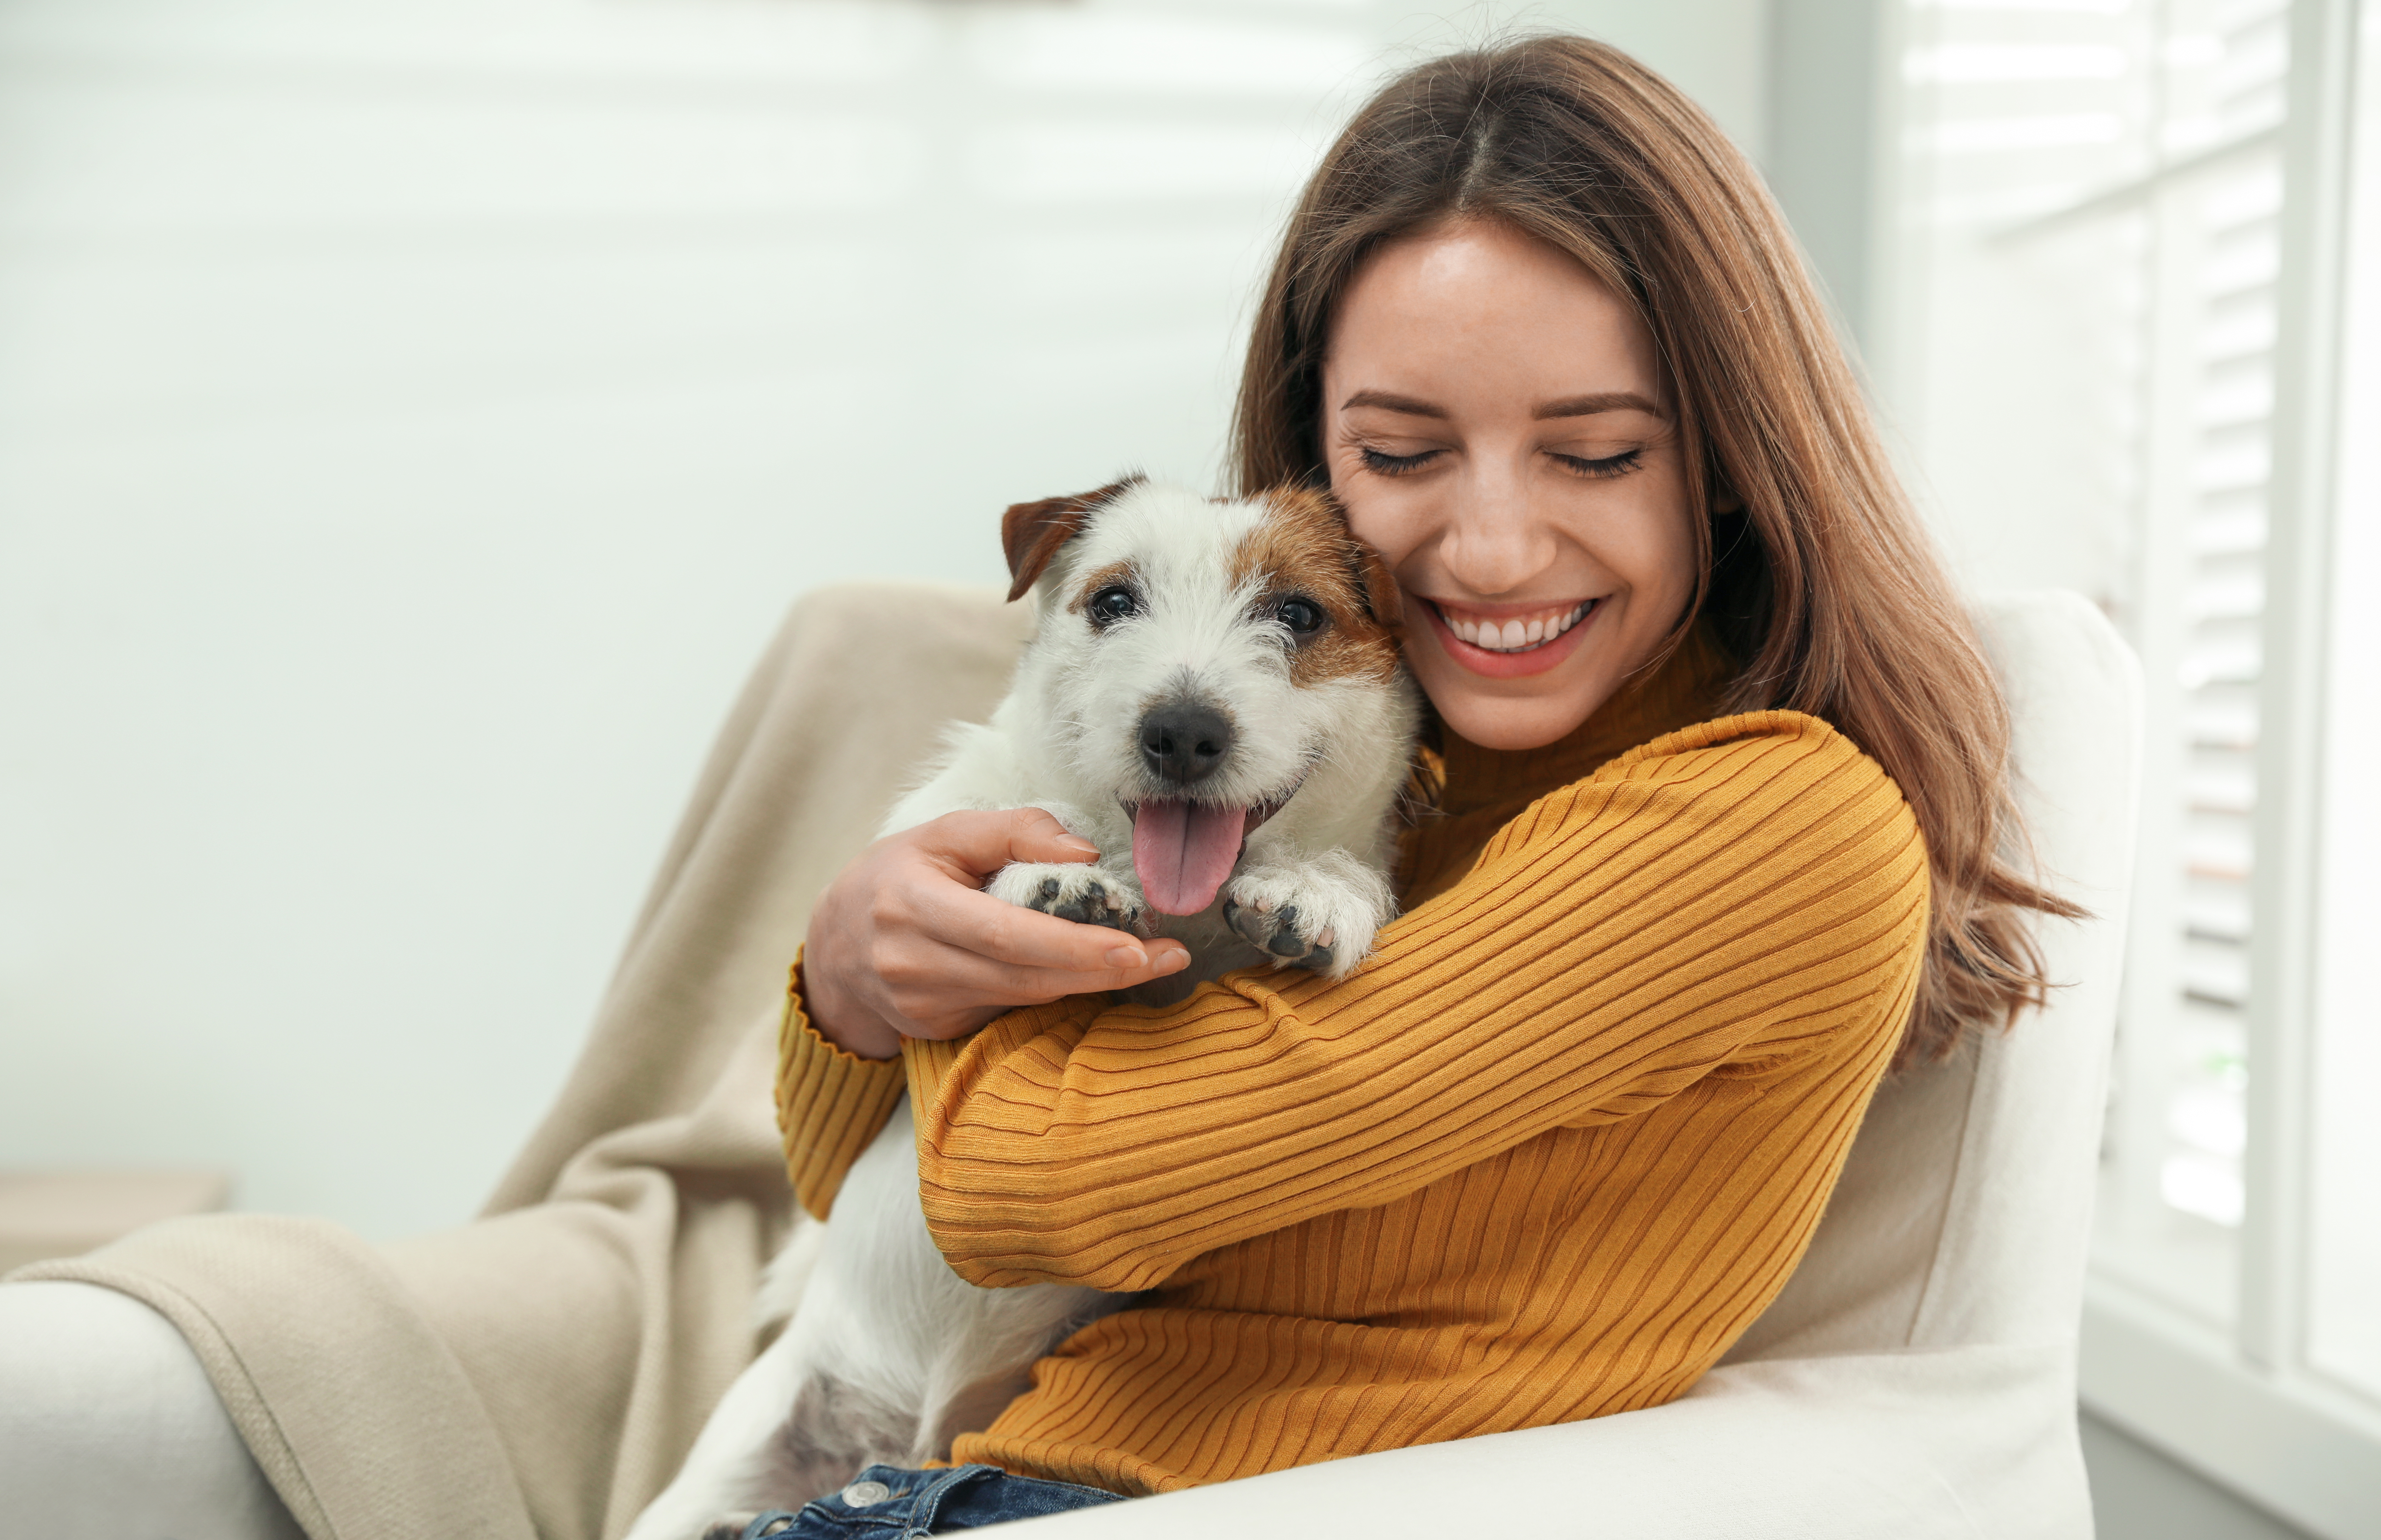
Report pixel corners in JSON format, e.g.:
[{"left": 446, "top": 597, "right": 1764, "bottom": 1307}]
[
  {"left": 1001, "top": 475, "right": 1146, "bottom": 603},
  {"left": 1227, "top": 486, "right": 1405, "bottom": 687}
]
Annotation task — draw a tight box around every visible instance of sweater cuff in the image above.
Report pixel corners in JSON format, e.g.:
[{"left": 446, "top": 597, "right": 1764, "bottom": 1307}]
[{"left": 775, "top": 950, "right": 908, "bottom": 1220}]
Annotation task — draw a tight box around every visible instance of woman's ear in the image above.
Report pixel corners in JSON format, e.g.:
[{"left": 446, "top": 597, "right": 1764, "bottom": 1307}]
[{"left": 1000, "top": 475, "right": 1144, "bottom": 602}]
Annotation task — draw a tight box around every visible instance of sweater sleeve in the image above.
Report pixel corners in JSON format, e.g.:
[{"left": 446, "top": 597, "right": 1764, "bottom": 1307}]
[
  {"left": 905, "top": 710, "right": 1930, "bottom": 1292},
  {"left": 775, "top": 951, "right": 908, "bottom": 1220}
]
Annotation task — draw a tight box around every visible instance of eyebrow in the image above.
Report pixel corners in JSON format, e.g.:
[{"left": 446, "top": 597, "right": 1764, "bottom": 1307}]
[
  {"left": 1340, "top": 389, "right": 1447, "bottom": 419},
  {"left": 1533, "top": 391, "right": 1666, "bottom": 420},
  {"left": 1339, "top": 388, "right": 1667, "bottom": 420}
]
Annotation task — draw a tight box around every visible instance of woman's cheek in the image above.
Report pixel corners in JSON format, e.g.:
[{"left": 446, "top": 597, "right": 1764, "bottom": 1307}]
[
  {"left": 1337, "top": 486, "right": 1420, "bottom": 575},
  {"left": 1601, "top": 471, "right": 1699, "bottom": 615}
]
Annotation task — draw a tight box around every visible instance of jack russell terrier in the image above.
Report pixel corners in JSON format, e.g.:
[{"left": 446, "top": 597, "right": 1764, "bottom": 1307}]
[{"left": 626, "top": 477, "right": 1421, "bottom": 1539}]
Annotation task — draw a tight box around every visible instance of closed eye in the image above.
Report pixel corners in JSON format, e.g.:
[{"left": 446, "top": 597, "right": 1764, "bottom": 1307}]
[
  {"left": 1357, "top": 445, "right": 1442, "bottom": 476},
  {"left": 1549, "top": 447, "right": 1643, "bottom": 479}
]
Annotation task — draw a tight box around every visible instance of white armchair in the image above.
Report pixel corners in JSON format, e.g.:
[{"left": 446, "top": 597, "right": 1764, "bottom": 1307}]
[
  {"left": 1007, "top": 591, "right": 2144, "bottom": 1539},
  {"left": 0, "top": 588, "right": 2140, "bottom": 1540}
]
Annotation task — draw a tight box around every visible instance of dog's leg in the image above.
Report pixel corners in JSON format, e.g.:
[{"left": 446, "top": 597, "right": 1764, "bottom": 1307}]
[
  {"left": 620, "top": 1316, "right": 831, "bottom": 1540},
  {"left": 625, "top": 1124, "right": 930, "bottom": 1540},
  {"left": 1220, "top": 849, "right": 1395, "bottom": 979}
]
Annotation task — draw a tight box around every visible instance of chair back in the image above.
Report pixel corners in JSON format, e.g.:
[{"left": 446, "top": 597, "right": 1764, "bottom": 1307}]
[{"left": 1724, "top": 590, "right": 2143, "bottom": 1363}]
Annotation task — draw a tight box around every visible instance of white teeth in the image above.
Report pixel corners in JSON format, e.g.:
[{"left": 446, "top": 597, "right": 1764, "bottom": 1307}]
[
  {"left": 1444, "top": 601, "right": 1591, "bottom": 652},
  {"left": 1438, "top": 602, "right": 1590, "bottom": 652}
]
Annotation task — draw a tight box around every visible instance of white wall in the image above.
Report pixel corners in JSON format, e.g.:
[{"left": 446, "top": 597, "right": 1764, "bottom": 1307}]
[{"left": 0, "top": 0, "right": 1770, "bottom": 1241}]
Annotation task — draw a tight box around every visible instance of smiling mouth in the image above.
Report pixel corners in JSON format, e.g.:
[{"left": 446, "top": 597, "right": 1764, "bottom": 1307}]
[{"left": 1429, "top": 599, "right": 1597, "bottom": 654}]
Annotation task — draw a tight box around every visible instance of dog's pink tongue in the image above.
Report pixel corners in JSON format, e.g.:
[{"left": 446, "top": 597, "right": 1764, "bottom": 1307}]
[{"left": 1132, "top": 800, "right": 1249, "bottom": 916}]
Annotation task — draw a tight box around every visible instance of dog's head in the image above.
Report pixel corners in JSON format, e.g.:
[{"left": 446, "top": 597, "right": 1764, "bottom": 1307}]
[{"left": 1002, "top": 477, "right": 1406, "bottom": 916}]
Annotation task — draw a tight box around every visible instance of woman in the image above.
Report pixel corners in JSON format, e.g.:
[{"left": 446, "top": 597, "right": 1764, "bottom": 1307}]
[
  {"left": 1, "top": 33, "right": 2069, "bottom": 1540},
  {"left": 765, "top": 32, "right": 2069, "bottom": 1536}
]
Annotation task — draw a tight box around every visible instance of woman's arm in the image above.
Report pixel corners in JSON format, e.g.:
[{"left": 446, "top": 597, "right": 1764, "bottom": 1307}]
[
  {"left": 774, "top": 807, "right": 1191, "bottom": 1219},
  {"left": 802, "top": 807, "right": 1191, "bottom": 1058},
  {"left": 899, "top": 711, "right": 1929, "bottom": 1292}
]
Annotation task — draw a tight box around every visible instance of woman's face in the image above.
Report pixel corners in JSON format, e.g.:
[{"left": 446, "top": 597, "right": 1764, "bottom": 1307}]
[{"left": 1321, "top": 220, "right": 1701, "bottom": 752}]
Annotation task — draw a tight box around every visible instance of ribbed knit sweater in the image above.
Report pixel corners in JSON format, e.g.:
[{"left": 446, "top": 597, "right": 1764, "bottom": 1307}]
[{"left": 773, "top": 633, "right": 1929, "bottom": 1496}]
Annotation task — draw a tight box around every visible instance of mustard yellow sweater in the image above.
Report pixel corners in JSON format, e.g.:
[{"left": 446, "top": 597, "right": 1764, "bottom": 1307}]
[{"left": 774, "top": 637, "right": 1928, "bottom": 1496}]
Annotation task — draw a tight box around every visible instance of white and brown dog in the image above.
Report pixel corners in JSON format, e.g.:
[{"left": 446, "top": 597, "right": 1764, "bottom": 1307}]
[{"left": 625, "top": 477, "right": 1420, "bottom": 1539}]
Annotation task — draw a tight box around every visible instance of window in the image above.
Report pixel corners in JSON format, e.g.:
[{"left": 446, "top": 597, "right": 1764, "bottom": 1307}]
[
  {"left": 2306, "top": 0, "right": 2381, "bottom": 1417},
  {"left": 1886, "top": 0, "right": 2380, "bottom": 1529}
]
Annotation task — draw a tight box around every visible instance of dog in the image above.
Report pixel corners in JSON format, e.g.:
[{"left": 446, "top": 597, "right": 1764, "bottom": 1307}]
[{"left": 624, "top": 477, "right": 1420, "bottom": 1539}]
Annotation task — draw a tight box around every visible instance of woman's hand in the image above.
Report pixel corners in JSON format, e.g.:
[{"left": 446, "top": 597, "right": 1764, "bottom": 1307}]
[{"left": 802, "top": 808, "right": 1192, "bottom": 1060}]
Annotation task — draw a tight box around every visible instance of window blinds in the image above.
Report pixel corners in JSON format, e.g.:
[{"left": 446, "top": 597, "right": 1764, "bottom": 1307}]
[{"left": 1896, "top": 0, "right": 2294, "bottom": 1325}]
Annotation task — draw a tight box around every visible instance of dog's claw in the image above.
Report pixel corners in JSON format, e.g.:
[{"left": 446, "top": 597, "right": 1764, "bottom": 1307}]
[
  {"left": 1228, "top": 893, "right": 1335, "bottom": 967},
  {"left": 1019, "top": 869, "right": 1143, "bottom": 933}
]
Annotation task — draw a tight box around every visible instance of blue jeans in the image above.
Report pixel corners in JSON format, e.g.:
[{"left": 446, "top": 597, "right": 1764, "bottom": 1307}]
[{"left": 733, "top": 1464, "right": 1124, "bottom": 1538}]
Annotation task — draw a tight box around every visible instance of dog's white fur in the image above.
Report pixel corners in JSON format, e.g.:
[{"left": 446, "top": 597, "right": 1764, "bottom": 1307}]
[{"left": 624, "top": 482, "right": 1418, "bottom": 1539}]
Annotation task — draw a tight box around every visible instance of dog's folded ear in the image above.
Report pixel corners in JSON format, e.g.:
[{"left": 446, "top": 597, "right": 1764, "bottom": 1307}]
[
  {"left": 1001, "top": 475, "right": 1146, "bottom": 603},
  {"left": 1345, "top": 530, "right": 1405, "bottom": 633}
]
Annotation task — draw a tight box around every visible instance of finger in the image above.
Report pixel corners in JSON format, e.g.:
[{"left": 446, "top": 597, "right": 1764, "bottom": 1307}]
[
  {"left": 917, "top": 883, "right": 1161, "bottom": 973},
  {"left": 888, "top": 939, "right": 1196, "bottom": 1040},
  {"left": 919, "top": 808, "right": 1099, "bottom": 881},
  {"left": 987, "top": 942, "right": 1192, "bottom": 1003},
  {"left": 1000, "top": 806, "right": 1102, "bottom": 865}
]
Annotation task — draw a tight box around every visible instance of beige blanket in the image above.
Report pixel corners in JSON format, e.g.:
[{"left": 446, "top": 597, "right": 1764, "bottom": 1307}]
[{"left": 16, "top": 584, "right": 1037, "bottom": 1540}]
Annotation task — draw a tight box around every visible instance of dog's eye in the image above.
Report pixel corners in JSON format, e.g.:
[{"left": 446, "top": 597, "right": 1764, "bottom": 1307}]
[
  {"left": 1277, "top": 596, "right": 1325, "bottom": 636},
  {"left": 1088, "top": 586, "right": 1138, "bottom": 626}
]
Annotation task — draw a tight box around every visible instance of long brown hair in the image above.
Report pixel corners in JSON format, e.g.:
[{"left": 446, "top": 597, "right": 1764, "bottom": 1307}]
[{"left": 1232, "top": 34, "right": 2079, "bottom": 1065}]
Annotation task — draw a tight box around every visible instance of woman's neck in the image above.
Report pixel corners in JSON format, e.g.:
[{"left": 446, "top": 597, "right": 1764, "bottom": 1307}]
[{"left": 1431, "top": 623, "right": 1734, "bottom": 815}]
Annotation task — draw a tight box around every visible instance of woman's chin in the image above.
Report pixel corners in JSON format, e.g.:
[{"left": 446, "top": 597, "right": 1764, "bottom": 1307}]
[
  {"left": 1431, "top": 691, "right": 1607, "bottom": 752},
  {"left": 1418, "top": 655, "right": 1622, "bottom": 750}
]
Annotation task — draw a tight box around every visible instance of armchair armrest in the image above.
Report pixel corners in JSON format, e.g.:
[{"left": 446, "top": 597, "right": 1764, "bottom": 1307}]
[{"left": 1006, "top": 1346, "right": 2087, "bottom": 1539}]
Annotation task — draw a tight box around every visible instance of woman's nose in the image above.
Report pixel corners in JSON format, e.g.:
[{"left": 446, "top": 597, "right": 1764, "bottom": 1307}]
[{"left": 1439, "top": 468, "right": 1561, "bottom": 597}]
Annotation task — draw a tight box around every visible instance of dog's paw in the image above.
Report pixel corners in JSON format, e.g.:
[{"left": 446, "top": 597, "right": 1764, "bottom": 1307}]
[
  {"left": 698, "top": 1515, "right": 764, "bottom": 1540},
  {"left": 1221, "top": 858, "right": 1388, "bottom": 979},
  {"left": 986, "top": 862, "right": 1147, "bottom": 934}
]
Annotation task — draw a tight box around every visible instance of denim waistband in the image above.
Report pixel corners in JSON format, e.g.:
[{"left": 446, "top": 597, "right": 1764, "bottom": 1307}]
[{"left": 736, "top": 1462, "right": 1122, "bottom": 1539}]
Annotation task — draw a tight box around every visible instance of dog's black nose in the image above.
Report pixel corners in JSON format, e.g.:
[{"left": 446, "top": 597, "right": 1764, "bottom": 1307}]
[{"left": 1139, "top": 703, "right": 1234, "bottom": 785}]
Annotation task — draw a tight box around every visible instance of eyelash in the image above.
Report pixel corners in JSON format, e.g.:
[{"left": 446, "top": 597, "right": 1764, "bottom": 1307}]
[
  {"left": 1552, "top": 448, "right": 1644, "bottom": 480},
  {"left": 1357, "top": 446, "right": 1440, "bottom": 476},
  {"left": 1354, "top": 445, "right": 1646, "bottom": 480}
]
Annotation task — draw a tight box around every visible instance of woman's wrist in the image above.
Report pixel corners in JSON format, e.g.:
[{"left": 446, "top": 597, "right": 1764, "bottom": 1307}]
[{"left": 798, "top": 950, "right": 904, "bottom": 1061}]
